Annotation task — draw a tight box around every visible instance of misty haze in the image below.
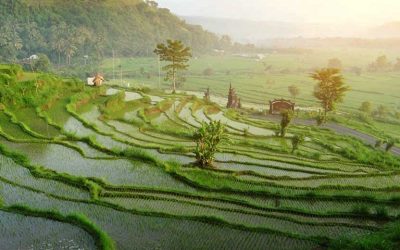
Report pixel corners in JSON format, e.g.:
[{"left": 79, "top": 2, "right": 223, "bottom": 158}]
[{"left": 0, "top": 0, "right": 400, "bottom": 250}]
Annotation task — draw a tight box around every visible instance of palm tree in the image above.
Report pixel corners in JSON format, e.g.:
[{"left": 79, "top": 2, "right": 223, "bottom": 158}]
[
  {"left": 50, "top": 23, "right": 68, "bottom": 66},
  {"left": 63, "top": 42, "right": 77, "bottom": 65}
]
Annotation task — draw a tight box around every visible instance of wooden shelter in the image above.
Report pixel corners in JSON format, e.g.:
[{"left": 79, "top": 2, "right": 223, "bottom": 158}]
[
  {"left": 269, "top": 99, "right": 295, "bottom": 115},
  {"left": 87, "top": 73, "right": 104, "bottom": 87}
]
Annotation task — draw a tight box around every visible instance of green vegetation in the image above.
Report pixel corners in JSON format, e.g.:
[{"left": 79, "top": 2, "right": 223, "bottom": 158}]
[
  {"left": 329, "top": 220, "right": 400, "bottom": 250},
  {"left": 2, "top": 0, "right": 400, "bottom": 247},
  {"left": 154, "top": 40, "right": 192, "bottom": 93},
  {"left": 279, "top": 110, "right": 293, "bottom": 137},
  {"left": 311, "top": 68, "right": 349, "bottom": 121},
  {"left": 1, "top": 52, "right": 400, "bottom": 249},
  {"left": 194, "top": 121, "right": 228, "bottom": 167},
  {"left": 0, "top": 0, "right": 246, "bottom": 72}
]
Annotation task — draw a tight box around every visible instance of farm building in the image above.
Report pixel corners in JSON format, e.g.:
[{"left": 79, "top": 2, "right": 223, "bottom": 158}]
[
  {"left": 87, "top": 74, "right": 104, "bottom": 86},
  {"left": 269, "top": 99, "right": 295, "bottom": 115}
]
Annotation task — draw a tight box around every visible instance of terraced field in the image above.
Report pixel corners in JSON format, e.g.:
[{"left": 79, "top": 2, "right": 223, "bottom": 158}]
[{"left": 1, "top": 66, "right": 400, "bottom": 249}]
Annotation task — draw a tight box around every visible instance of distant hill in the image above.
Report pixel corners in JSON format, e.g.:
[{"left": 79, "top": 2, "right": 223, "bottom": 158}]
[
  {"left": 182, "top": 16, "right": 378, "bottom": 43},
  {"left": 0, "top": 0, "right": 224, "bottom": 63}
]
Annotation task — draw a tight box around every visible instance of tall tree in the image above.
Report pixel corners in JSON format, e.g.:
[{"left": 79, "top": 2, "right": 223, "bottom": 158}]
[
  {"left": 327, "top": 58, "right": 342, "bottom": 69},
  {"left": 311, "top": 68, "right": 349, "bottom": 121},
  {"left": 50, "top": 23, "right": 68, "bottom": 66},
  {"left": 154, "top": 40, "right": 192, "bottom": 93},
  {"left": 22, "top": 21, "right": 45, "bottom": 56},
  {"left": 63, "top": 41, "right": 77, "bottom": 65},
  {"left": 0, "top": 18, "right": 23, "bottom": 61}
]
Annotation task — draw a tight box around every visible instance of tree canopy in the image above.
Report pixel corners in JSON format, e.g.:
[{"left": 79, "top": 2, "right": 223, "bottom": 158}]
[
  {"left": 311, "top": 68, "right": 349, "bottom": 119},
  {"left": 154, "top": 40, "right": 192, "bottom": 93},
  {"left": 0, "top": 0, "right": 226, "bottom": 65}
]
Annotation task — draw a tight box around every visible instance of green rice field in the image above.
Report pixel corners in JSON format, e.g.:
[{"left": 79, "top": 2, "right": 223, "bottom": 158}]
[{"left": 1, "top": 63, "right": 400, "bottom": 249}]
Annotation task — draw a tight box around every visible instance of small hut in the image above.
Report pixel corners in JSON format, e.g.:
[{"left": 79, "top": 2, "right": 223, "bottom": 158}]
[
  {"left": 87, "top": 73, "right": 104, "bottom": 87},
  {"left": 269, "top": 99, "right": 295, "bottom": 115}
]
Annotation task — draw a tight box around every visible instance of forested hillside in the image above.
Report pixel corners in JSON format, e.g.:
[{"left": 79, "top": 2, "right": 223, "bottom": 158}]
[{"left": 0, "top": 0, "right": 224, "bottom": 64}]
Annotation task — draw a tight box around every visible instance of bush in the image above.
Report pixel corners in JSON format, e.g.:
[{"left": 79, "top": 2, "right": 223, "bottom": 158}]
[
  {"left": 375, "top": 207, "right": 389, "bottom": 219},
  {"left": 280, "top": 109, "right": 293, "bottom": 137},
  {"left": 194, "top": 121, "right": 228, "bottom": 167},
  {"left": 351, "top": 204, "right": 370, "bottom": 216},
  {"left": 32, "top": 54, "right": 51, "bottom": 72},
  {"left": 291, "top": 134, "right": 305, "bottom": 153}
]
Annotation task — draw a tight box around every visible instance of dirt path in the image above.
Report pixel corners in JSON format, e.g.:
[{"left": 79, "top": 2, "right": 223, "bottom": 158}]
[{"left": 253, "top": 115, "right": 400, "bottom": 156}]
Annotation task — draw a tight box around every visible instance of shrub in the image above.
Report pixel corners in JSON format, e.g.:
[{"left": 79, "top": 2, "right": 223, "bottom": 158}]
[
  {"left": 385, "top": 138, "right": 397, "bottom": 152},
  {"left": 194, "top": 121, "right": 228, "bottom": 167},
  {"left": 32, "top": 54, "right": 51, "bottom": 72},
  {"left": 375, "top": 207, "right": 389, "bottom": 219},
  {"left": 359, "top": 101, "right": 372, "bottom": 114},
  {"left": 280, "top": 109, "right": 293, "bottom": 137},
  {"left": 351, "top": 204, "right": 370, "bottom": 216},
  {"left": 291, "top": 134, "right": 305, "bottom": 153}
]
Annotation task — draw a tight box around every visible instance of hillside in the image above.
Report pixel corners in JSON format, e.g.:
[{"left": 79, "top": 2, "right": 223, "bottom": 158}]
[
  {"left": 1, "top": 64, "right": 400, "bottom": 249},
  {"left": 0, "top": 0, "right": 223, "bottom": 63}
]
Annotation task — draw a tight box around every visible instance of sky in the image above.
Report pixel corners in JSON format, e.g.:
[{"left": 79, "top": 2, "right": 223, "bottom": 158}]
[{"left": 156, "top": 0, "right": 400, "bottom": 24}]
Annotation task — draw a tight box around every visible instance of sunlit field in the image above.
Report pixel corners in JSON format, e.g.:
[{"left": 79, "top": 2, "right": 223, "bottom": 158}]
[
  {"left": 2, "top": 0, "right": 400, "bottom": 249},
  {"left": 101, "top": 48, "right": 400, "bottom": 111}
]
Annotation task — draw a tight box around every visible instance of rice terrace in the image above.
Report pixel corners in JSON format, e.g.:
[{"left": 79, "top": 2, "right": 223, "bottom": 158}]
[{"left": 1, "top": 0, "right": 400, "bottom": 249}]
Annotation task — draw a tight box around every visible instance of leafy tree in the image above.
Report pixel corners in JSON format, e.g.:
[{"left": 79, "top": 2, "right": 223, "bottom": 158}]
[
  {"left": 327, "top": 58, "right": 342, "bottom": 69},
  {"left": 375, "top": 105, "right": 389, "bottom": 118},
  {"left": 376, "top": 55, "right": 390, "bottom": 68},
  {"left": 31, "top": 54, "right": 51, "bottom": 72},
  {"left": 21, "top": 21, "right": 45, "bottom": 56},
  {"left": 291, "top": 134, "right": 305, "bottom": 153},
  {"left": 385, "top": 138, "right": 396, "bottom": 152},
  {"left": 375, "top": 139, "right": 383, "bottom": 148},
  {"left": 311, "top": 68, "right": 349, "bottom": 121},
  {"left": 359, "top": 101, "right": 372, "bottom": 114},
  {"left": 280, "top": 110, "right": 294, "bottom": 137},
  {"left": 368, "top": 55, "right": 391, "bottom": 72},
  {"left": 154, "top": 40, "right": 192, "bottom": 93},
  {"left": 0, "top": 18, "right": 23, "bottom": 61},
  {"left": 288, "top": 85, "right": 300, "bottom": 100},
  {"left": 194, "top": 121, "right": 228, "bottom": 167}
]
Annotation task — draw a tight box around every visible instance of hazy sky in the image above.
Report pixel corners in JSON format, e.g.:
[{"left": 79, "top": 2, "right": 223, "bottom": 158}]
[{"left": 157, "top": 0, "right": 400, "bottom": 24}]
